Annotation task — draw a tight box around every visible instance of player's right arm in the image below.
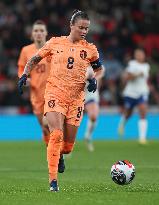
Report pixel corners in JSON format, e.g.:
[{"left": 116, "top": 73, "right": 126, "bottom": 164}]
[
  {"left": 17, "top": 54, "right": 42, "bottom": 94},
  {"left": 22, "top": 54, "right": 42, "bottom": 76},
  {"left": 18, "top": 38, "right": 53, "bottom": 94},
  {"left": 23, "top": 38, "right": 53, "bottom": 76}
]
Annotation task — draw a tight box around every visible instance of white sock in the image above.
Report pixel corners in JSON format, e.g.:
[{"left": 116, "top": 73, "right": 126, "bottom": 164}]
[
  {"left": 84, "top": 119, "right": 96, "bottom": 141},
  {"left": 138, "top": 119, "right": 147, "bottom": 141},
  {"left": 118, "top": 115, "right": 126, "bottom": 128}
]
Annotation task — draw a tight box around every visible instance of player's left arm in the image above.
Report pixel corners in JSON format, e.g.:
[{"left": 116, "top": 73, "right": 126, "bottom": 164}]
[
  {"left": 90, "top": 45, "right": 105, "bottom": 79},
  {"left": 18, "top": 38, "right": 53, "bottom": 94},
  {"left": 87, "top": 44, "right": 105, "bottom": 92},
  {"left": 93, "top": 64, "right": 105, "bottom": 80}
]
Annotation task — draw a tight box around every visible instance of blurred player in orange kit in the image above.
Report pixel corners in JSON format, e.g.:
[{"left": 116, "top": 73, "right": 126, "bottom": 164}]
[
  {"left": 18, "top": 20, "right": 51, "bottom": 145},
  {"left": 18, "top": 10, "right": 104, "bottom": 192}
]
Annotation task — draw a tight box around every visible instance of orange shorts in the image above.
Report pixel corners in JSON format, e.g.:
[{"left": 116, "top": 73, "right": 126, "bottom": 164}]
[{"left": 44, "top": 96, "right": 84, "bottom": 127}]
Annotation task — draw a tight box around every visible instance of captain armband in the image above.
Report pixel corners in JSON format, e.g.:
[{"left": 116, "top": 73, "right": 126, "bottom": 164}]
[{"left": 90, "top": 59, "right": 102, "bottom": 70}]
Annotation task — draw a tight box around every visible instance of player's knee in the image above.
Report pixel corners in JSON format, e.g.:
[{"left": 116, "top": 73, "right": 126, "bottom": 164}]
[
  {"left": 49, "top": 129, "right": 63, "bottom": 146},
  {"left": 139, "top": 109, "right": 147, "bottom": 119},
  {"left": 89, "top": 113, "right": 98, "bottom": 122},
  {"left": 140, "top": 113, "right": 146, "bottom": 119},
  {"left": 90, "top": 116, "right": 97, "bottom": 122},
  {"left": 61, "top": 142, "right": 74, "bottom": 154}
]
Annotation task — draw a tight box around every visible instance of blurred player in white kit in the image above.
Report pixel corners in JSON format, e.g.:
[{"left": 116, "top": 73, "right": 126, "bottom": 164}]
[
  {"left": 118, "top": 48, "right": 150, "bottom": 144},
  {"left": 84, "top": 66, "right": 104, "bottom": 151}
]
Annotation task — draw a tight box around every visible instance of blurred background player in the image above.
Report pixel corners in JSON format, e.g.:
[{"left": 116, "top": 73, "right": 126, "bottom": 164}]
[
  {"left": 17, "top": 20, "right": 51, "bottom": 145},
  {"left": 84, "top": 66, "right": 104, "bottom": 151},
  {"left": 18, "top": 10, "right": 104, "bottom": 191},
  {"left": 118, "top": 48, "right": 150, "bottom": 144}
]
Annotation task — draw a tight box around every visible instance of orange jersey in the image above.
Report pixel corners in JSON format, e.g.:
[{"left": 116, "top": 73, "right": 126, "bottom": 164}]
[
  {"left": 18, "top": 43, "right": 51, "bottom": 114},
  {"left": 37, "top": 36, "right": 99, "bottom": 102}
]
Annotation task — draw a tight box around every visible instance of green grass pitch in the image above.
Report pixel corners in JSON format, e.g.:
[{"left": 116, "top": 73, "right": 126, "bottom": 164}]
[{"left": 0, "top": 140, "right": 159, "bottom": 205}]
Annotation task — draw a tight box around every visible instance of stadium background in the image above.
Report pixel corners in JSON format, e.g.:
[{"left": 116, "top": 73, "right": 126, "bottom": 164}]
[{"left": 0, "top": 0, "right": 159, "bottom": 139}]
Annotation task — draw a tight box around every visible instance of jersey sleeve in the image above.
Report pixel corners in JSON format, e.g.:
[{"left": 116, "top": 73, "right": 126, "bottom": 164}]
[
  {"left": 37, "top": 38, "right": 54, "bottom": 58},
  {"left": 90, "top": 45, "right": 99, "bottom": 62},
  {"left": 17, "top": 47, "right": 27, "bottom": 77},
  {"left": 89, "top": 45, "right": 102, "bottom": 70}
]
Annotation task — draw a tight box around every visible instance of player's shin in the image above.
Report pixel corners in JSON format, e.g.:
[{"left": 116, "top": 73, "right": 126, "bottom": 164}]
[
  {"left": 84, "top": 118, "right": 96, "bottom": 141},
  {"left": 84, "top": 119, "right": 96, "bottom": 151},
  {"left": 138, "top": 119, "right": 148, "bottom": 144},
  {"left": 118, "top": 115, "right": 126, "bottom": 136},
  {"left": 47, "top": 129, "right": 63, "bottom": 182}
]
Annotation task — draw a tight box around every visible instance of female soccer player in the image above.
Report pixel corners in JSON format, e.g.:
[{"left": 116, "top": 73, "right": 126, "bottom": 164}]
[
  {"left": 18, "top": 20, "right": 50, "bottom": 145},
  {"left": 18, "top": 10, "right": 104, "bottom": 191},
  {"left": 118, "top": 48, "right": 150, "bottom": 144}
]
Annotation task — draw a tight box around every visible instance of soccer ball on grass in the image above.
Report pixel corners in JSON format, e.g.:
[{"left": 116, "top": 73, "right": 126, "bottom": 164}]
[{"left": 111, "top": 160, "right": 135, "bottom": 185}]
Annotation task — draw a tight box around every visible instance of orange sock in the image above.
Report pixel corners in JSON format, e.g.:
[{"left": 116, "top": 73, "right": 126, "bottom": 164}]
[
  {"left": 61, "top": 141, "right": 74, "bottom": 154},
  {"left": 43, "top": 135, "right": 50, "bottom": 146},
  {"left": 47, "top": 129, "right": 63, "bottom": 182}
]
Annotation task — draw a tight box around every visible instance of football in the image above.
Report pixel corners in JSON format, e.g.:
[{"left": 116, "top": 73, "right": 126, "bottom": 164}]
[{"left": 111, "top": 160, "right": 135, "bottom": 185}]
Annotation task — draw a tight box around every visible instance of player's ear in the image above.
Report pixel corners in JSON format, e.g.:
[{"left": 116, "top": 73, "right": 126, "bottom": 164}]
[{"left": 70, "top": 21, "right": 74, "bottom": 29}]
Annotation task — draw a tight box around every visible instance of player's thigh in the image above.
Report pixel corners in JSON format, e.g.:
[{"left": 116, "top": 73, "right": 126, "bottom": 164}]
[
  {"left": 44, "top": 95, "right": 68, "bottom": 132},
  {"left": 46, "top": 111, "right": 65, "bottom": 132},
  {"left": 85, "top": 102, "right": 99, "bottom": 120},
  {"left": 64, "top": 123, "right": 79, "bottom": 143},
  {"left": 138, "top": 103, "right": 148, "bottom": 118}
]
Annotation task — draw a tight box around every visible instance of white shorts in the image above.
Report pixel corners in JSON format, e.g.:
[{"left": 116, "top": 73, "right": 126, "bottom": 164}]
[{"left": 85, "top": 90, "right": 99, "bottom": 104}]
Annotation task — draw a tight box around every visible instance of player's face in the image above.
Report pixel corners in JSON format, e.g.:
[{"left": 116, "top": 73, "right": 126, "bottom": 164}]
[
  {"left": 134, "top": 50, "right": 146, "bottom": 63},
  {"left": 32, "top": 24, "right": 47, "bottom": 43},
  {"left": 71, "top": 19, "right": 90, "bottom": 40}
]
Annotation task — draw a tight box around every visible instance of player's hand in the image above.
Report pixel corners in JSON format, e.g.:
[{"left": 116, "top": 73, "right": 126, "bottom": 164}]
[
  {"left": 87, "top": 78, "right": 97, "bottom": 93},
  {"left": 18, "top": 74, "right": 28, "bottom": 95}
]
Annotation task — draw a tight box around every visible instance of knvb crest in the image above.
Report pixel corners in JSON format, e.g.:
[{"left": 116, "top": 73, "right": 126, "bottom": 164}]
[
  {"left": 48, "top": 100, "right": 55, "bottom": 108},
  {"left": 80, "top": 50, "right": 87, "bottom": 59}
]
